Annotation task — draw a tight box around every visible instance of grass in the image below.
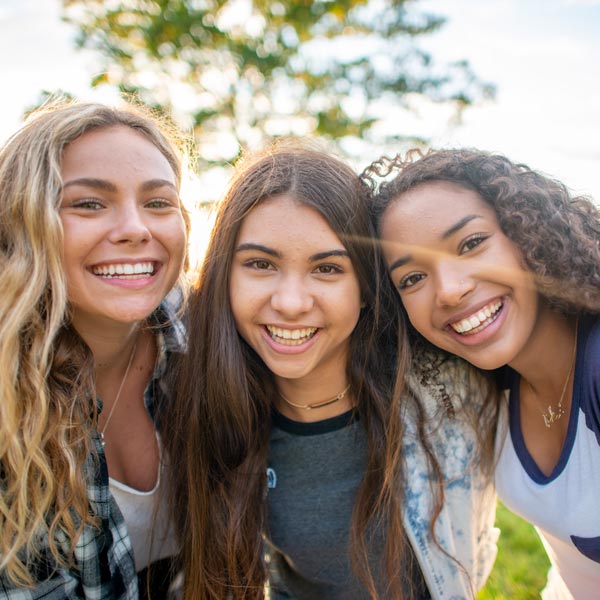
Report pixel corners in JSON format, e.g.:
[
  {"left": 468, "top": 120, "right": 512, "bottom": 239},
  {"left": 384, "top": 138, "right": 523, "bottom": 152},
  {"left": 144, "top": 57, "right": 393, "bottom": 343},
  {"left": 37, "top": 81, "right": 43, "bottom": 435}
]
[{"left": 478, "top": 502, "right": 550, "bottom": 599}]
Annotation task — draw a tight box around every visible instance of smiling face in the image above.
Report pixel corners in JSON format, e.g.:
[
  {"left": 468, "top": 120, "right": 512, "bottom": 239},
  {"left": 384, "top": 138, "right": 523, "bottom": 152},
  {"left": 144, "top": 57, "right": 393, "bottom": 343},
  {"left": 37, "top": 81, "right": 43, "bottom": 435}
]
[
  {"left": 380, "top": 180, "right": 542, "bottom": 370},
  {"left": 229, "top": 194, "right": 362, "bottom": 390},
  {"left": 59, "top": 125, "right": 187, "bottom": 335}
]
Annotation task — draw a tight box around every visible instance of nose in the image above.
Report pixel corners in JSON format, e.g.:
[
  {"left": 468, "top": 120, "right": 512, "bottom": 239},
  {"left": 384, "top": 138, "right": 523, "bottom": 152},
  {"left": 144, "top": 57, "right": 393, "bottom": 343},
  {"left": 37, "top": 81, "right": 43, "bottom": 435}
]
[
  {"left": 108, "top": 201, "right": 152, "bottom": 245},
  {"left": 270, "top": 274, "right": 314, "bottom": 317},
  {"left": 434, "top": 263, "right": 474, "bottom": 308}
]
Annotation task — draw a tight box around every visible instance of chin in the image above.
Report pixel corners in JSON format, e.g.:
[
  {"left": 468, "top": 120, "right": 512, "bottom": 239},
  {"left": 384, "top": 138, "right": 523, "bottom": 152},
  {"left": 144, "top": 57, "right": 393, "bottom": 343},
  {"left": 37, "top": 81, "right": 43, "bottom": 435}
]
[
  {"left": 461, "top": 353, "right": 506, "bottom": 371},
  {"left": 107, "top": 302, "right": 163, "bottom": 324}
]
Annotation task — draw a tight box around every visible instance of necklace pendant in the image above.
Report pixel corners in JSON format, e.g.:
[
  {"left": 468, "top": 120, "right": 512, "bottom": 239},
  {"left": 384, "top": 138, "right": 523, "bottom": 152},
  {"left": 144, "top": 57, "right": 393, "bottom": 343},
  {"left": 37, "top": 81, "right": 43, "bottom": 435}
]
[
  {"left": 542, "top": 404, "right": 564, "bottom": 428},
  {"left": 538, "top": 318, "right": 577, "bottom": 431},
  {"left": 100, "top": 431, "right": 106, "bottom": 448},
  {"left": 542, "top": 411, "right": 552, "bottom": 428}
]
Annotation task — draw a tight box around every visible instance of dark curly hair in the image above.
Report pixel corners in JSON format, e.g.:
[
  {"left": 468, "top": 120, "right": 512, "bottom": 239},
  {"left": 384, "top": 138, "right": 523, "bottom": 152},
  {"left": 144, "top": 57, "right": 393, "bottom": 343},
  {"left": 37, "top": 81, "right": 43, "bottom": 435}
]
[
  {"left": 365, "top": 148, "right": 600, "bottom": 315},
  {"left": 362, "top": 147, "right": 600, "bottom": 481}
]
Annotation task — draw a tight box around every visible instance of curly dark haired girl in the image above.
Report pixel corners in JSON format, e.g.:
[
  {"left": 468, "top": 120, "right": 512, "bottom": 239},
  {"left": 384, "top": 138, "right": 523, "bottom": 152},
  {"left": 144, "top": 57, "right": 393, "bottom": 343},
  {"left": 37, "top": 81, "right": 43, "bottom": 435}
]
[
  {"left": 368, "top": 148, "right": 600, "bottom": 313},
  {"left": 366, "top": 147, "right": 600, "bottom": 599}
]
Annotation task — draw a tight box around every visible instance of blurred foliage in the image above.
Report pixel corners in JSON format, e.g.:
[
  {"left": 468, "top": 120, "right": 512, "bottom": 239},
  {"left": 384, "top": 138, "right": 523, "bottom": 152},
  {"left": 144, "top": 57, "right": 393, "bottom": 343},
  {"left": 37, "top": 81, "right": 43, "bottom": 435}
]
[{"left": 61, "top": 0, "right": 495, "bottom": 165}]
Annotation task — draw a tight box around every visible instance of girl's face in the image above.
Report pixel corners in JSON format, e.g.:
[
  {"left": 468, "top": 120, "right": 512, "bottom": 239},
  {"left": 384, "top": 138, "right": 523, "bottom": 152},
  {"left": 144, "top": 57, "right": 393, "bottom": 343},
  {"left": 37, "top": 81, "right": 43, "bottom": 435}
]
[
  {"left": 380, "top": 180, "right": 541, "bottom": 370},
  {"left": 60, "top": 125, "right": 187, "bottom": 333},
  {"left": 229, "top": 194, "right": 362, "bottom": 388}
]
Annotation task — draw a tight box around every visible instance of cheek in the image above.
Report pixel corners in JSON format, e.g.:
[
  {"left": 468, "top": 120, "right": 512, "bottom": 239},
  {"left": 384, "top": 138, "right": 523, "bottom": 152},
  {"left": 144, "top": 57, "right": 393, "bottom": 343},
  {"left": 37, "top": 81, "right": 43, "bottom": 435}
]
[
  {"left": 340, "top": 281, "right": 363, "bottom": 328},
  {"left": 229, "top": 290, "right": 260, "bottom": 350},
  {"left": 518, "top": 283, "right": 541, "bottom": 321},
  {"left": 400, "top": 295, "right": 432, "bottom": 333},
  {"left": 167, "top": 221, "right": 188, "bottom": 261},
  {"left": 61, "top": 238, "right": 86, "bottom": 277},
  {"left": 228, "top": 272, "right": 252, "bottom": 328}
]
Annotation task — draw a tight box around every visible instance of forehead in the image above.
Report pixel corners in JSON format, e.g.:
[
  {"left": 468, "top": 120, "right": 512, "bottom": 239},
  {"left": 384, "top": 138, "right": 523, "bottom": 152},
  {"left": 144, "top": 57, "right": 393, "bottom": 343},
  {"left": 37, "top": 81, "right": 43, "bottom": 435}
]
[
  {"left": 237, "top": 194, "right": 343, "bottom": 245},
  {"left": 397, "top": 180, "right": 491, "bottom": 215},
  {"left": 60, "top": 125, "right": 176, "bottom": 183},
  {"left": 382, "top": 180, "right": 497, "bottom": 238}
]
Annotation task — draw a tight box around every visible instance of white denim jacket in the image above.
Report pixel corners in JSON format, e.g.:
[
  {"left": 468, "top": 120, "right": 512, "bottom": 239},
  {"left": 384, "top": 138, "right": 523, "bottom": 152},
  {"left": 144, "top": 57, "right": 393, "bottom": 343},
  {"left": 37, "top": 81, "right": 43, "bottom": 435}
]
[{"left": 402, "top": 356, "right": 499, "bottom": 599}]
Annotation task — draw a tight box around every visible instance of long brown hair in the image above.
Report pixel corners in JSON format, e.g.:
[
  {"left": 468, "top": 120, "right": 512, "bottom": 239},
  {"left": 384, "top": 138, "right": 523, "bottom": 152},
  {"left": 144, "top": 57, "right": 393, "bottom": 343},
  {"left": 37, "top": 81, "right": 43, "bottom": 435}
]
[
  {"left": 165, "top": 140, "right": 436, "bottom": 599},
  {"left": 0, "top": 97, "right": 189, "bottom": 586}
]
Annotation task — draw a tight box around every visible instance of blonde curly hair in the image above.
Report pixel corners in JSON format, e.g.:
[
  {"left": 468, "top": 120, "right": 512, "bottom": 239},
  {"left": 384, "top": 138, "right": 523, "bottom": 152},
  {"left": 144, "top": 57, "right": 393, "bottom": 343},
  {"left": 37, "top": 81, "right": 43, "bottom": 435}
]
[{"left": 0, "top": 97, "right": 189, "bottom": 586}]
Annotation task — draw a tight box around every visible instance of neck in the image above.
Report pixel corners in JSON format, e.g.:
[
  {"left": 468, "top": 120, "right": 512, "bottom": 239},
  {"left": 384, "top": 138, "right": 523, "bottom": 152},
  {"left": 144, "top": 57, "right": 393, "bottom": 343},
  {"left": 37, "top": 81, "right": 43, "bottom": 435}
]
[
  {"left": 72, "top": 319, "right": 144, "bottom": 408},
  {"left": 72, "top": 316, "right": 142, "bottom": 369},
  {"left": 92, "top": 328, "right": 156, "bottom": 434},
  {"left": 512, "top": 311, "right": 578, "bottom": 399}
]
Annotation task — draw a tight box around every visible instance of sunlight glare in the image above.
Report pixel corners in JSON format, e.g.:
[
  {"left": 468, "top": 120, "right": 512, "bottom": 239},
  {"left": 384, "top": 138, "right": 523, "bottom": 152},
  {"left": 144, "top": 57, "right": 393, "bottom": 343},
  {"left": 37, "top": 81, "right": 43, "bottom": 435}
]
[{"left": 180, "top": 166, "right": 229, "bottom": 274}]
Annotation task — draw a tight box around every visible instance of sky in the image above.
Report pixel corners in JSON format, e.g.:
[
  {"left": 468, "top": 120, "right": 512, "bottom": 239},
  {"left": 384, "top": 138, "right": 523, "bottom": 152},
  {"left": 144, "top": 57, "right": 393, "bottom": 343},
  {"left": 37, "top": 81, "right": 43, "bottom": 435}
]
[
  {"left": 420, "top": 0, "right": 600, "bottom": 202},
  {"left": 1, "top": 0, "right": 599, "bottom": 205}
]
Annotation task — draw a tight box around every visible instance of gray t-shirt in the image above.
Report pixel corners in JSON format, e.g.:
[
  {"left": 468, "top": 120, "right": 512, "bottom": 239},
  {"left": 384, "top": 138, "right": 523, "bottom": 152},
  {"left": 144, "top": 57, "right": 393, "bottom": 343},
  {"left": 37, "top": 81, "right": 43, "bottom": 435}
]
[{"left": 266, "top": 409, "right": 430, "bottom": 600}]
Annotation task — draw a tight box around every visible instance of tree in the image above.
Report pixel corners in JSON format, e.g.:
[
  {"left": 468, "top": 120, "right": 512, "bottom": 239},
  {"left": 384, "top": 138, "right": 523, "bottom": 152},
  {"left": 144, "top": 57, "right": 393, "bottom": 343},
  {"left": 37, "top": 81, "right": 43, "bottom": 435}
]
[{"left": 62, "top": 0, "right": 494, "bottom": 165}]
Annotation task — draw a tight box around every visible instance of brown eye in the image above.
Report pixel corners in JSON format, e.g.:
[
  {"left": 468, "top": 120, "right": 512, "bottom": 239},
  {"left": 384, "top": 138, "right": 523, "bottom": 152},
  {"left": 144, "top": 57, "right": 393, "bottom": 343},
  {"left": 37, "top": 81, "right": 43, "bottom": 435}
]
[
  {"left": 246, "top": 259, "right": 273, "bottom": 271},
  {"left": 460, "top": 234, "right": 487, "bottom": 254},
  {"left": 314, "top": 264, "right": 342, "bottom": 275},
  {"left": 398, "top": 273, "right": 425, "bottom": 290}
]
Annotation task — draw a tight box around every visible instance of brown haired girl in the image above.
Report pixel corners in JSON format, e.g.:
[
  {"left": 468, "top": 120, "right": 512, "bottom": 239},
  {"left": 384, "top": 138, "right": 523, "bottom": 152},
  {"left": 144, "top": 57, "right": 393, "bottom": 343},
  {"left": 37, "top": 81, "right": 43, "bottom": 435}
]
[
  {"left": 370, "top": 148, "right": 600, "bottom": 599},
  {"left": 166, "top": 141, "right": 499, "bottom": 600}
]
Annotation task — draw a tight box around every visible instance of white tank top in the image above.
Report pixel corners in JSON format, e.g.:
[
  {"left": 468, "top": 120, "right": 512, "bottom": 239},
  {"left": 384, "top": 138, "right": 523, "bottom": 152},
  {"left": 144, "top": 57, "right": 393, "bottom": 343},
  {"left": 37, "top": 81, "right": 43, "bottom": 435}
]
[{"left": 109, "top": 440, "right": 178, "bottom": 572}]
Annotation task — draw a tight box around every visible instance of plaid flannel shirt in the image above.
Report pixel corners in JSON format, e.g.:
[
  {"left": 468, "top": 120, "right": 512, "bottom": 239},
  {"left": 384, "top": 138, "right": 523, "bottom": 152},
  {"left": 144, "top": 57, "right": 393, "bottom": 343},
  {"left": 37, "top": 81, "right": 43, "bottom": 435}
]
[{"left": 1, "top": 297, "right": 186, "bottom": 600}]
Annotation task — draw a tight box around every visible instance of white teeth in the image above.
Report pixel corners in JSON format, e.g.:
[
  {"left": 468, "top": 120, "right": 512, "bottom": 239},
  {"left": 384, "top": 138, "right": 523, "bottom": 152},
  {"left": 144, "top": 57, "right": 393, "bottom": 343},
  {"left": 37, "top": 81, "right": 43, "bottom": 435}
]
[
  {"left": 266, "top": 326, "right": 318, "bottom": 346},
  {"left": 451, "top": 300, "right": 503, "bottom": 334},
  {"left": 92, "top": 262, "right": 155, "bottom": 278}
]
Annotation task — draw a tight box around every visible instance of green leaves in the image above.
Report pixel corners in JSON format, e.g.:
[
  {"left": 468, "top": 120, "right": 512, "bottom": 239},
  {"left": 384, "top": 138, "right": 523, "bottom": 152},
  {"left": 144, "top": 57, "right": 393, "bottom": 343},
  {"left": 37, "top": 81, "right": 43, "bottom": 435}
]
[{"left": 62, "top": 0, "right": 494, "bottom": 164}]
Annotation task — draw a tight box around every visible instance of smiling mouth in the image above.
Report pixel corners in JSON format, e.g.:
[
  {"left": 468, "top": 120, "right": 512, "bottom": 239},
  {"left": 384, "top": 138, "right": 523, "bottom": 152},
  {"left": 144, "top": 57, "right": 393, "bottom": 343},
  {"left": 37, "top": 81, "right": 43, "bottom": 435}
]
[
  {"left": 265, "top": 325, "right": 318, "bottom": 346},
  {"left": 449, "top": 299, "right": 503, "bottom": 335},
  {"left": 91, "top": 261, "right": 156, "bottom": 279}
]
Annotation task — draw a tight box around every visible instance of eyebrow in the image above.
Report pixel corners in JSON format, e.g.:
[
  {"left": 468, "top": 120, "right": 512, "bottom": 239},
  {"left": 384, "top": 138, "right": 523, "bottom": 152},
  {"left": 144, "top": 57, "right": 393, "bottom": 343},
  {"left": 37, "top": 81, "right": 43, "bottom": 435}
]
[
  {"left": 388, "top": 255, "right": 412, "bottom": 272},
  {"left": 62, "top": 177, "right": 177, "bottom": 193},
  {"left": 388, "top": 214, "right": 482, "bottom": 273},
  {"left": 140, "top": 178, "right": 178, "bottom": 192},
  {"left": 441, "top": 214, "right": 480, "bottom": 239},
  {"left": 235, "top": 243, "right": 280, "bottom": 258},
  {"left": 62, "top": 178, "right": 116, "bottom": 192},
  {"left": 234, "top": 244, "right": 349, "bottom": 262},
  {"left": 310, "top": 249, "right": 349, "bottom": 262}
]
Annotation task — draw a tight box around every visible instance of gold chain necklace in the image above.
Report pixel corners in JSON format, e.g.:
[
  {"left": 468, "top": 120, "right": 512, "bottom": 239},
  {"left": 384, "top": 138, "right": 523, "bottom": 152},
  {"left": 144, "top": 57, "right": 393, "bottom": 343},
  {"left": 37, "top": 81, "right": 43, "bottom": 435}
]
[
  {"left": 99, "top": 339, "right": 138, "bottom": 447},
  {"left": 279, "top": 384, "right": 351, "bottom": 411},
  {"left": 540, "top": 320, "right": 578, "bottom": 428}
]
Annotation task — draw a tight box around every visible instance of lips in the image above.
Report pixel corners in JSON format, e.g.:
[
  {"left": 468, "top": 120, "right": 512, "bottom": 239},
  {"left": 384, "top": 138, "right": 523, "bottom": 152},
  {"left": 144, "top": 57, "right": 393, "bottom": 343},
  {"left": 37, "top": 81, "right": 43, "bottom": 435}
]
[
  {"left": 265, "top": 325, "right": 318, "bottom": 346},
  {"left": 91, "top": 261, "right": 156, "bottom": 279},
  {"left": 449, "top": 299, "right": 503, "bottom": 335}
]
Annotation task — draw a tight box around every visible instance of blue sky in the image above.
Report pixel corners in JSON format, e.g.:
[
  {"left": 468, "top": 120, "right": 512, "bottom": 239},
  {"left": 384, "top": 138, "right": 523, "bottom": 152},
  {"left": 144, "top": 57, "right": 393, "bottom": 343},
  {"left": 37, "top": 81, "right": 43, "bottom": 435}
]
[{"left": 1, "top": 0, "right": 599, "bottom": 202}]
